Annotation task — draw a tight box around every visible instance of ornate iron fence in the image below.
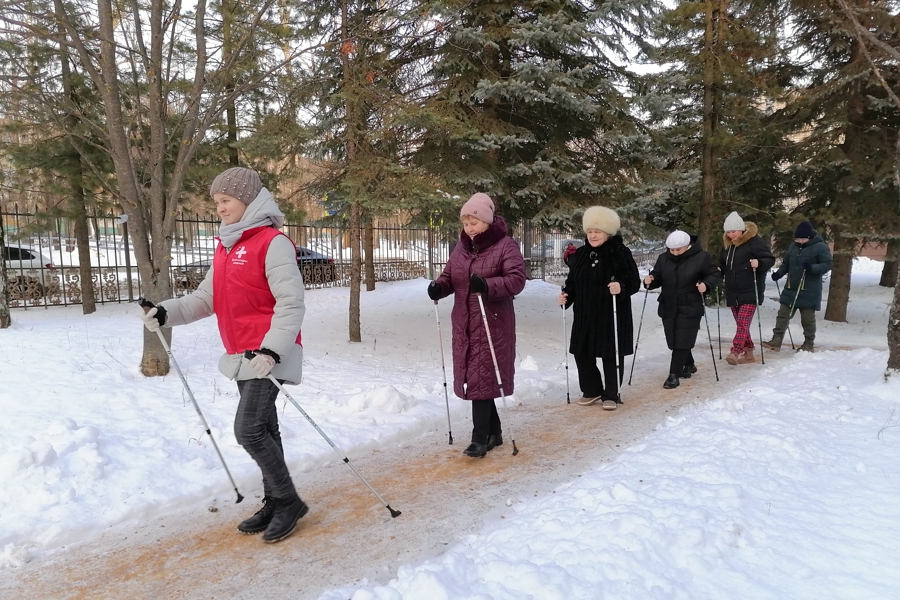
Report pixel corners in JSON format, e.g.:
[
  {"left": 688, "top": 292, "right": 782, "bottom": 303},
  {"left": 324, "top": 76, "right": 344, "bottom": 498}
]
[{"left": 2, "top": 207, "right": 661, "bottom": 309}]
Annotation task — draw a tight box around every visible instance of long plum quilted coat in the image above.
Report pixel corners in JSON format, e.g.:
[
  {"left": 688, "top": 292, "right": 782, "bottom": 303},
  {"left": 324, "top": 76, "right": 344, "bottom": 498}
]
[{"left": 433, "top": 216, "right": 526, "bottom": 401}]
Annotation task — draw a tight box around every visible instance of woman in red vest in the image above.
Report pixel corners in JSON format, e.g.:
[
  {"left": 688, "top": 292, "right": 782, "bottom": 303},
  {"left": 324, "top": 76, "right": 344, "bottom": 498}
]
[{"left": 139, "top": 167, "right": 307, "bottom": 543}]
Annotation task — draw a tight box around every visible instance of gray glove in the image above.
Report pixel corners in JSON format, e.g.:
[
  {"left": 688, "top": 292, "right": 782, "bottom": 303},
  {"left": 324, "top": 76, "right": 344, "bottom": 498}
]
[{"left": 249, "top": 353, "right": 276, "bottom": 378}]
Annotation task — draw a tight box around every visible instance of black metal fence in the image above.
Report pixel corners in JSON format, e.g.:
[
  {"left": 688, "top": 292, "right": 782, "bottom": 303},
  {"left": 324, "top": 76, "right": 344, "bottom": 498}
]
[{"left": 2, "top": 207, "right": 661, "bottom": 309}]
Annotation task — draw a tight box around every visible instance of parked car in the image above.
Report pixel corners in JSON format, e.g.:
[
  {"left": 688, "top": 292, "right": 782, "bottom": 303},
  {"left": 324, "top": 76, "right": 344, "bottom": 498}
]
[
  {"left": 173, "top": 245, "right": 336, "bottom": 291},
  {"left": 3, "top": 243, "right": 56, "bottom": 297},
  {"left": 295, "top": 245, "right": 337, "bottom": 284}
]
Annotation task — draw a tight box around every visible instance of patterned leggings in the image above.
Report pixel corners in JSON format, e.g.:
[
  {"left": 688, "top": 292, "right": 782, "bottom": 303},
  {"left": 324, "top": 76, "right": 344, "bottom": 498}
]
[{"left": 731, "top": 304, "right": 757, "bottom": 354}]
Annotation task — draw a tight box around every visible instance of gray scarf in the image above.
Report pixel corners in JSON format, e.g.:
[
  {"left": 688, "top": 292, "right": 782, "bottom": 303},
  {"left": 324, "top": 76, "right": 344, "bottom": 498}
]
[{"left": 218, "top": 187, "right": 285, "bottom": 248}]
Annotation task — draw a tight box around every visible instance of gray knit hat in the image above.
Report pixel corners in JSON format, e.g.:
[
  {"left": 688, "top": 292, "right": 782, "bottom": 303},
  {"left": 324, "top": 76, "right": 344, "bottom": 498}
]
[{"left": 209, "top": 167, "right": 263, "bottom": 205}]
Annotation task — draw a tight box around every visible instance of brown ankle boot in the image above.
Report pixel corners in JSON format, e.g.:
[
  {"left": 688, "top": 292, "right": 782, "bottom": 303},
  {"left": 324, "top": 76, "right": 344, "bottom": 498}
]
[{"left": 737, "top": 348, "right": 756, "bottom": 364}]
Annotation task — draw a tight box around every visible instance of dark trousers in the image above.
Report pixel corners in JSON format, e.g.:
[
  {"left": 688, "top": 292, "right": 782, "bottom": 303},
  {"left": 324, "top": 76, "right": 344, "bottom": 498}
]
[
  {"left": 471, "top": 399, "right": 501, "bottom": 444},
  {"left": 574, "top": 353, "right": 623, "bottom": 399},
  {"left": 235, "top": 378, "right": 296, "bottom": 500},
  {"left": 772, "top": 303, "right": 816, "bottom": 344},
  {"left": 669, "top": 349, "right": 695, "bottom": 376}
]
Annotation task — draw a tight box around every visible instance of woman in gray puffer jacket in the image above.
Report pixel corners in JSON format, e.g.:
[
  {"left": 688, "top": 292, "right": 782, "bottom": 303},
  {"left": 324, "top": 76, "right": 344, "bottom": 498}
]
[
  {"left": 139, "top": 167, "right": 307, "bottom": 544},
  {"left": 427, "top": 193, "right": 526, "bottom": 458}
]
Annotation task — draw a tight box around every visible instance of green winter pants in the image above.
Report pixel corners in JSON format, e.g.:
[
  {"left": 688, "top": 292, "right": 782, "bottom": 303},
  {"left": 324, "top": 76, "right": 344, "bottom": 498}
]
[{"left": 771, "top": 303, "right": 816, "bottom": 345}]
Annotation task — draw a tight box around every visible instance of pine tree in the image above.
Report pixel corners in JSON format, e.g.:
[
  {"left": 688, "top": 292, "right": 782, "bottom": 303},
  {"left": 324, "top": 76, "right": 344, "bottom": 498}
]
[
  {"left": 410, "top": 0, "right": 654, "bottom": 223},
  {"left": 777, "top": 0, "right": 900, "bottom": 323},
  {"left": 639, "top": 0, "right": 788, "bottom": 251}
]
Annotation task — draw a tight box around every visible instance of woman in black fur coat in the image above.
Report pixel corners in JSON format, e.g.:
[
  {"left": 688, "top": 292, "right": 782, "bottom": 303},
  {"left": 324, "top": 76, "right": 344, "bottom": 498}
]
[{"left": 558, "top": 206, "right": 641, "bottom": 410}]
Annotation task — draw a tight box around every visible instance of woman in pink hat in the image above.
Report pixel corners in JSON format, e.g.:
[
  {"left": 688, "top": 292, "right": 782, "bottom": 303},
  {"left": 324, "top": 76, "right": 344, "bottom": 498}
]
[{"left": 427, "top": 193, "right": 526, "bottom": 458}]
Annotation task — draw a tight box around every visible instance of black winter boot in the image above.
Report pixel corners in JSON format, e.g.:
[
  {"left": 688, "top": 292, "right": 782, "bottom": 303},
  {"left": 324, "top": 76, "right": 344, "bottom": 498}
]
[
  {"left": 237, "top": 496, "right": 276, "bottom": 534},
  {"left": 463, "top": 442, "right": 488, "bottom": 457},
  {"left": 262, "top": 495, "right": 309, "bottom": 543},
  {"left": 663, "top": 374, "right": 680, "bottom": 389},
  {"left": 486, "top": 434, "right": 503, "bottom": 451},
  {"left": 681, "top": 363, "right": 698, "bottom": 378}
]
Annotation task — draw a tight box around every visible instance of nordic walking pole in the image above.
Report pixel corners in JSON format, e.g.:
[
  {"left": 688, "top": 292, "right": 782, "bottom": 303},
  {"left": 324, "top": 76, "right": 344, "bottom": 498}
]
[
  {"left": 433, "top": 300, "right": 454, "bottom": 444},
  {"left": 700, "top": 287, "right": 719, "bottom": 382},
  {"left": 753, "top": 266, "right": 764, "bottom": 364},
  {"left": 716, "top": 285, "right": 722, "bottom": 359},
  {"left": 774, "top": 278, "right": 796, "bottom": 349},
  {"left": 138, "top": 299, "right": 244, "bottom": 504},
  {"left": 786, "top": 270, "right": 806, "bottom": 350},
  {"left": 561, "top": 286, "right": 571, "bottom": 404},
  {"left": 475, "top": 293, "right": 519, "bottom": 456},
  {"left": 244, "top": 352, "right": 401, "bottom": 518},
  {"left": 628, "top": 287, "right": 649, "bottom": 385},
  {"left": 610, "top": 276, "right": 621, "bottom": 387}
]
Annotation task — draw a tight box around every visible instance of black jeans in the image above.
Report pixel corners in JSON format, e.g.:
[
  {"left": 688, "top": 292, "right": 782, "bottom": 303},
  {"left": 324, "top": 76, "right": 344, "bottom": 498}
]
[
  {"left": 235, "top": 378, "right": 296, "bottom": 500},
  {"left": 669, "top": 349, "right": 695, "bottom": 376},
  {"left": 471, "top": 399, "right": 501, "bottom": 444},
  {"left": 574, "top": 353, "right": 623, "bottom": 399}
]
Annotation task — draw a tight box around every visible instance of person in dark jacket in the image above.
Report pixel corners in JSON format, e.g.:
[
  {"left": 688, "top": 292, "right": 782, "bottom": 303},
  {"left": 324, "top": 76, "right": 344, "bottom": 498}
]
[
  {"left": 762, "top": 220, "right": 833, "bottom": 352},
  {"left": 643, "top": 230, "right": 721, "bottom": 389},
  {"left": 719, "top": 212, "right": 775, "bottom": 365},
  {"left": 558, "top": 206, "right": 640, "bottom": 410},
  {"left": 427, "top": 193, "right": 527, "bottom": 458}
]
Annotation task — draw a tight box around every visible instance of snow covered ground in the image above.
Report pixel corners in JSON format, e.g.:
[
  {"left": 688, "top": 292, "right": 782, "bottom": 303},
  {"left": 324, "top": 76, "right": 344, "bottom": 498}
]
[{"left": 1, "top": 258, "right": 898, "bottom": 599}]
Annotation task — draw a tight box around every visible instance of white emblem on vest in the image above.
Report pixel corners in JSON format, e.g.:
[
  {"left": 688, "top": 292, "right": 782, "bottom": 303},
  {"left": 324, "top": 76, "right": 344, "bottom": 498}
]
[{"left": 235, "top": 246, "right": 248, "bottom": 258}]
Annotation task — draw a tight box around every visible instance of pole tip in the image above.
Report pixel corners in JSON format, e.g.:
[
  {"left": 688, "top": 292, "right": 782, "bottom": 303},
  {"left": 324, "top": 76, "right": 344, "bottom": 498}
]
[
  {"left": 236, "top": 492, "right": 244, "bottom": 504},
  {"left": 388, "top": 506, "right": 402, "bottom": 518},
  {"left": 512, "top": 442, "right": 519, "bottom": 456}
]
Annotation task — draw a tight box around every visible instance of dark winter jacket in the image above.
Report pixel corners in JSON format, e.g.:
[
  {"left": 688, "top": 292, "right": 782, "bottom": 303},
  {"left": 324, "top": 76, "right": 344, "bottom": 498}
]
[
  {"left": 433, "top": 216, "right": 527, "bottom": 400},
  {"left": 719, "top": 222, "right": 776, "bottom": 306},
  {"left": 773, "top": 233, "right": 832, "bottom": 310},
  {"left": 647, "top": 241, "right": 721, "bottom": 350},
  {"left": 562, "top": 235, "right": 641, "bottom": 358}
]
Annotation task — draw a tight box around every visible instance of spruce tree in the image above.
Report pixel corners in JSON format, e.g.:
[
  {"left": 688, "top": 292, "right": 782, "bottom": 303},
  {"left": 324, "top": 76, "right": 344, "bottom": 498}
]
[
  {"left": 411, "top": 0, "right": 654, "bottom": 223},
  {"left": 639, "top": 0, "right": 788, "bottom": 251},
  {"left": 777, "top": 0, "right": 900, "bottom": 322}
]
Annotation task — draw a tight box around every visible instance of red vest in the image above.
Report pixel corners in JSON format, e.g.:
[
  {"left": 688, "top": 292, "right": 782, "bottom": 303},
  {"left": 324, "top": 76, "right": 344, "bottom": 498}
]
[{"left": 213, "top": 226, "right": 302, "bottom": 354}]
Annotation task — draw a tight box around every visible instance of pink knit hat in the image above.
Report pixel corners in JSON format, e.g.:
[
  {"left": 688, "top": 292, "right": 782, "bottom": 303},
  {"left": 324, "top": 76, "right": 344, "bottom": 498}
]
[{"left": 460, "top": 193, "right": 495, "bottom": 224}]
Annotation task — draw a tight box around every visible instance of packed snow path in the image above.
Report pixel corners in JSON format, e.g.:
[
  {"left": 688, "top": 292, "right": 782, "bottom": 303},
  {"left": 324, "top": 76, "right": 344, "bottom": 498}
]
[
  {"left": 1, "top": 266, "right": 894, "bottom": 599},
  {"left": 1, "top": 353, "right": 815, "bottom": 599}
]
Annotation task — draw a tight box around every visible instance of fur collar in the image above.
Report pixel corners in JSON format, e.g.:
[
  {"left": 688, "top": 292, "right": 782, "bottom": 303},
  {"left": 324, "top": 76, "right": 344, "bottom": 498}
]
[
  {"left": 459, "top": 215, "right": 509, "bottom": 253},
  {"left": 722, "top": 221, "right": 759, "bottom": 248}
]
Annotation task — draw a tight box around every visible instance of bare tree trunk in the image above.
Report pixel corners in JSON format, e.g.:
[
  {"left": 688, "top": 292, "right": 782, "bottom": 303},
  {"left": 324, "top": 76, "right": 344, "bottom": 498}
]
[
  {"left": 364, "top": 218, "right": 375, "bottom": 291},
  {"left": 880, "top": 238, "right": 899, "bottom": 288},
  {"left": 698, "top": 0, "right": 725, "bottom": 251},
  {"left": 55, "top": 0, "right": 96, "bottom": 314},
  {"left": 0, "top": 225, "right": 10, "bottom": 328},
  {"left": 343, "top": 0, "right": 362, "bottom": 342},
  {"left": 71, "top": 185, "right": 96, "bottom": 314},
  {"left": 824, "top": 228, "right": 854, "bottom": 322},
  {"left": 888, "top": 263, "right": 900, "bottom": 373},
  {"left": 224, "top": 0, "right": 239, "bottom": 166}
]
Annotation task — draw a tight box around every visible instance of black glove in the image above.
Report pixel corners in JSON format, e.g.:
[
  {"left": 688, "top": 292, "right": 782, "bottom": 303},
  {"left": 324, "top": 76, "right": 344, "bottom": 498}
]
[
  {"left": 427, "top": 281, "right": 442, "bottom": 301},
  {"left": 802, "top": 260, "right": 812, "bottom": 272},
  {"left": 771, "top": 271, "right": 782, "bottom": 282},
  {"left": 469, "top": 274, "right": 488, "bottom": 295}
]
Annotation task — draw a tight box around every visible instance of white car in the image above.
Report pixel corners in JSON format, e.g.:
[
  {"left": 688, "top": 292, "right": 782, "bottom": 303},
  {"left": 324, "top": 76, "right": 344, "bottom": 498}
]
[{"left": 3, "top": 243, "right": 56, "bottom": 297}]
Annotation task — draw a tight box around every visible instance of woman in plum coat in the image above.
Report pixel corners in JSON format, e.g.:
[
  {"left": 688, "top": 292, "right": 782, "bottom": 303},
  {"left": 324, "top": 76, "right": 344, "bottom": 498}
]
[{"left": 427, "top": 193, "right": 527, "bottom": 458}]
